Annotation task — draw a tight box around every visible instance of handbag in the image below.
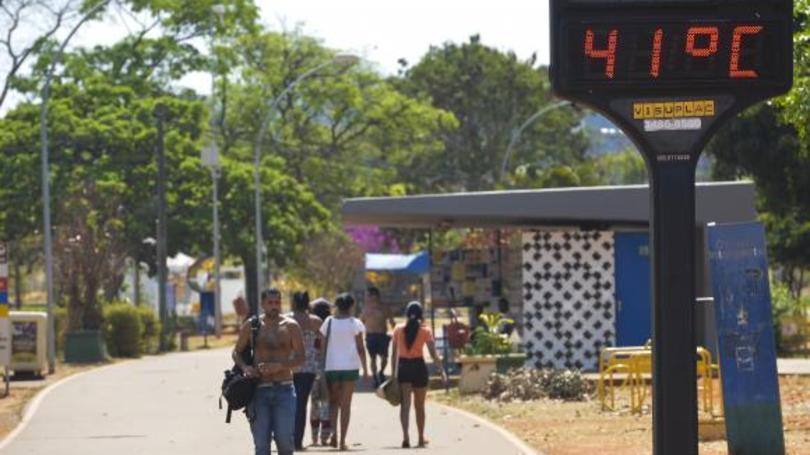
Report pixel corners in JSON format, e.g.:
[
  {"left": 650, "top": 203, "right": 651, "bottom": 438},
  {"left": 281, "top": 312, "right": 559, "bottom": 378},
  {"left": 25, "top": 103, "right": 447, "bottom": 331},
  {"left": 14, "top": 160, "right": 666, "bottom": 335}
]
[
  {"left": 220, "top": 315, "right": 259, "bottom": 423},
  {"left": 375, "top": 377, "right": 401, "bottom": 406}
]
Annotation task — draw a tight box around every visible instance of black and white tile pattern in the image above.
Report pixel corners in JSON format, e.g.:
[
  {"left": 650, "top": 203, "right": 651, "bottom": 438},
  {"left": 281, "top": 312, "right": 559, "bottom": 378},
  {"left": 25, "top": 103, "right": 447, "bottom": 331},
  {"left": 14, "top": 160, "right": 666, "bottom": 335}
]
[{"left": 522, "top": 230, "right": 616, "bottom": 370}]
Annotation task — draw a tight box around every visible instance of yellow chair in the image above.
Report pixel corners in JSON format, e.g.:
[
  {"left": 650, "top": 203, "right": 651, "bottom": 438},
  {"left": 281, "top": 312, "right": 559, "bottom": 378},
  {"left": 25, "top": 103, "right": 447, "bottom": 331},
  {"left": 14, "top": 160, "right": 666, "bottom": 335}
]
[{"left": 598, "top": 345, "right": 721, "bottom": 416}]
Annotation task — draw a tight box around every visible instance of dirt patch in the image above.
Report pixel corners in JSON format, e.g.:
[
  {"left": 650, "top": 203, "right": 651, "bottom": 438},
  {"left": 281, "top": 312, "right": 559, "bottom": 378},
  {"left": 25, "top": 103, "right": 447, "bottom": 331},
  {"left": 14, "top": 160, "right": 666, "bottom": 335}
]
[{"left": 433, "top": 375, "right": 810, "bottom": 454}]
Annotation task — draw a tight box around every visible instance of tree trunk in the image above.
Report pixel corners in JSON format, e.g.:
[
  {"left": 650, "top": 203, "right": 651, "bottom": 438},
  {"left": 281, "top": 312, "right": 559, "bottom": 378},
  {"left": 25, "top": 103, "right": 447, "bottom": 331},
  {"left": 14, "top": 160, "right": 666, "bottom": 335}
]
[
  {"left": 133, "top": 261, "right": 141, "bottom": 306},
  {"left": 103, "top": 271, "right": 125, "bottom": 302},
  {"left": 67, "top": 279, "right": 84, "bottom": 331},
  {"left": 82, "top": 273, "right": 103, "bottom": 330}
]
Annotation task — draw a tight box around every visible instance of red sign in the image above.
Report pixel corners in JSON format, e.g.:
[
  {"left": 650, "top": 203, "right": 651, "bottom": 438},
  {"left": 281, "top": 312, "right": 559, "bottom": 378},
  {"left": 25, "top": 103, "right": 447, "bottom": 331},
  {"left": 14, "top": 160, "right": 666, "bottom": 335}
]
[{"left": 567, "top": 21, "right": 783, "bottom": 85}]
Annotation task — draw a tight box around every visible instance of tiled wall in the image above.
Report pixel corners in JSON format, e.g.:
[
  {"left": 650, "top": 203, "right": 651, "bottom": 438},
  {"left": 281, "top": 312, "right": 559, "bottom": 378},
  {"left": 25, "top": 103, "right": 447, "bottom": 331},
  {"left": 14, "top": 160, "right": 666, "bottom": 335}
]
[{"left": 522, "top": 230, "right": 616, "bottom": 370}]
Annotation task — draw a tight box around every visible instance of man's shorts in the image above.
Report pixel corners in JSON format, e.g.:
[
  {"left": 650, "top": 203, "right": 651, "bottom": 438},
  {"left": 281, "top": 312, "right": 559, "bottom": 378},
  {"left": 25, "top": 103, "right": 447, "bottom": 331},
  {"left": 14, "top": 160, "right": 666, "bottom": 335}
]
[{"left": 365, "top": 333, "right": 391, "bottom": 357}]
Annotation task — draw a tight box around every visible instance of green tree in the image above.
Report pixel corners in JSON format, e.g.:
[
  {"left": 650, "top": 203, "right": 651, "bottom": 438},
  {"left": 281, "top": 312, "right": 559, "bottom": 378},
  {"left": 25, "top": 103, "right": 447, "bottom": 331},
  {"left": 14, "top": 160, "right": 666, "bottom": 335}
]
[
  {"left": 587, "top": 149, "right": 648, "bottom": 186},
  {"left": 221, "top": 30, "right": 456, "bottom": 210},
  {"left": 0, "top": 71, "right": 208, "bottom": 329},
  {"left": 779, "top": 0, "right": 810, "bottom": 151},
  {"left": 705, "top": 103, "right": 810, "bottom": 297},
  {"left": 200, "top": 157, "right": 331, "bottom": 308},
  {"left": 395, "top": 35, "right": 589, "bottom": 191}
]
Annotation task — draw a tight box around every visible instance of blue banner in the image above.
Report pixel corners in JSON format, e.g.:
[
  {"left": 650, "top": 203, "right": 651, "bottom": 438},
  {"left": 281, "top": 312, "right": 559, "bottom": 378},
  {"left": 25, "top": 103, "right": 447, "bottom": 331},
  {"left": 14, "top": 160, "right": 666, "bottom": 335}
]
[
  {"left": 198, "top": 291, "right": 215, "bottom": 334},
  {"left": 706, "top": 222, "right": 785, "bottom": 454}
]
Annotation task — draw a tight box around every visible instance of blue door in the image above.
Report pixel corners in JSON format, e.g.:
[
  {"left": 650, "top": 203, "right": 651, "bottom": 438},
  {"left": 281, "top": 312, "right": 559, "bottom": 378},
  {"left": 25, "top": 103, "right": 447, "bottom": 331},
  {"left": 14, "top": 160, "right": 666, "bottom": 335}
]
[{"left": 614, "top": 232, "right": 652, "bottom": 346}]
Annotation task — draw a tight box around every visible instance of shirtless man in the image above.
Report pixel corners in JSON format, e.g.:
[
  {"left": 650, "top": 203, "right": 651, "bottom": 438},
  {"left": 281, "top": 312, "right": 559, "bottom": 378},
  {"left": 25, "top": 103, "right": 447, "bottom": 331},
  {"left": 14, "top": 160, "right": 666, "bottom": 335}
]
[
  {"left": 360, "top": 287, "right": 395, "bottom": 387},
  {"left": 233, "top": 288, "right": 304, "bottom": 455}
]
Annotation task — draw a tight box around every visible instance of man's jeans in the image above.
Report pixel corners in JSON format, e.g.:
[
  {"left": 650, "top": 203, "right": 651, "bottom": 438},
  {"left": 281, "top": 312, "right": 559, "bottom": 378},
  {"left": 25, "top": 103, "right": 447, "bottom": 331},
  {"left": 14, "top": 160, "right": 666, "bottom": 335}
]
[{"left": 247, "top": 383, "right": 296, "bottom": 455}]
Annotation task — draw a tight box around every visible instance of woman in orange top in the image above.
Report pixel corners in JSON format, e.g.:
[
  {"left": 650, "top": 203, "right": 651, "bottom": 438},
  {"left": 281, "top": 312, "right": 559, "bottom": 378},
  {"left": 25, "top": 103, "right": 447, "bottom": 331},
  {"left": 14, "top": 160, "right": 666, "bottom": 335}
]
[{"left": 390, "top": 301, "right": 447, "bottom": 448}]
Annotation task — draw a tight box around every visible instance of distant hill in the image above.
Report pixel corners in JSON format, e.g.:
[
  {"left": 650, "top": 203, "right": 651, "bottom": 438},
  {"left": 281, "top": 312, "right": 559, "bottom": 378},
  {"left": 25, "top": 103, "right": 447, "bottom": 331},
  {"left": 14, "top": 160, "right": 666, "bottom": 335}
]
[
  {"left": 582, "top": 113, "right": 713, "bottom": 181},
  {"left": 582, "top": 113, "right": 634, "bottom": 156}
]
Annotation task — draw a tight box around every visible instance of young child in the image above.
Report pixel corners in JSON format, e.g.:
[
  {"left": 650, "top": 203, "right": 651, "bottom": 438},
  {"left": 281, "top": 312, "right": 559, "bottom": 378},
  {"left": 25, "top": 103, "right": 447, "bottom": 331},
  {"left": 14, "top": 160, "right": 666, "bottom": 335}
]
[
  {"left": 309, "top": 373, "right": 332, "bottom": 445},
  {"left": 309, "top": 297, "right": 333, "bottom": 446}
]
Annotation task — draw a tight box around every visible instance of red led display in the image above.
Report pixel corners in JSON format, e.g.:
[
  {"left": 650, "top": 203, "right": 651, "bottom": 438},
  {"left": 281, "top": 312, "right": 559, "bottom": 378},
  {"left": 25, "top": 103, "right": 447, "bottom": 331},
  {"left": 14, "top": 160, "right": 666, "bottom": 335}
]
[{"left": 565, "top": 21, "right": 782, "bottom": 86}]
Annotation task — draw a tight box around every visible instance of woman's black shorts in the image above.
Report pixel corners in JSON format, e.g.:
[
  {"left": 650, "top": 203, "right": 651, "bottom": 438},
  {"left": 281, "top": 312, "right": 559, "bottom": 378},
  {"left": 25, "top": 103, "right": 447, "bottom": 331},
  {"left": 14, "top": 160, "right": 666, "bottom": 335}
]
[{"left": 397, "top": 358, "right": 429, "bottom": 388}]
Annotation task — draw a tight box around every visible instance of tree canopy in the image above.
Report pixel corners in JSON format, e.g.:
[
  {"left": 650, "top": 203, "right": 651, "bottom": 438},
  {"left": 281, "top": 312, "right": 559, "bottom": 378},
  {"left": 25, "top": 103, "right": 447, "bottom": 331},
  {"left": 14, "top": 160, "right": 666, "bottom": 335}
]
[{"left": 395, "top": 35, "right": 589, "bottom": 192}]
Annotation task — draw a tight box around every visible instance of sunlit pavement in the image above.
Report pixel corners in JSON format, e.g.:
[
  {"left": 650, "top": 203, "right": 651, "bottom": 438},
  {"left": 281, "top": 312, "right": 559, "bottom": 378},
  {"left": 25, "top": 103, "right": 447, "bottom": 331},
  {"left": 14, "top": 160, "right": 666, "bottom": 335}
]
[{"left": 0, "top": 348, "right": 531, "bottom": 455}]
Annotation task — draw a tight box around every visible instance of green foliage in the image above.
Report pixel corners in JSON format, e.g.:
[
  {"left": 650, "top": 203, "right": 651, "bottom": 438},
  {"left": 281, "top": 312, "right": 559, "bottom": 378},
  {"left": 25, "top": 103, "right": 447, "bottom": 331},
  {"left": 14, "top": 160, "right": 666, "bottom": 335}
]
[
  {"left": 223, "top": 30, "right": 455, "bottom": 210},
  {"left": 0, "top": 64, "right": 208, "bottom": 328},
  {"left": 778, "top": 0, "right": 810, "bottom": 152},
  {"left": 397, "top": 35, "right": 589, "bottom": 191},
  {"left": 124, "top": 0, "right": 259, "bottom": 39},
  {"left": 772, "top": 280, "right": 795, "bottom": 353},
  {"left": 288, "top": 229, "right": 364, "bottom": 296},
  {"left": 586, "top": 149, "right": 648, "bottom": 185},
  {"left": 705, "top": 103, "right": 810, "bottom": 294},
  {"left": 466, "top": 312, "right": 514, "bottom": 356},
  {"left": 104, "top": 303, "right": 144, "bottom": 358},
  {"left": 54, "top": 306, "right": 68, "bottom": 353},
  {"left": 136, "top": 306, "right": 161, "bottom": 355}
]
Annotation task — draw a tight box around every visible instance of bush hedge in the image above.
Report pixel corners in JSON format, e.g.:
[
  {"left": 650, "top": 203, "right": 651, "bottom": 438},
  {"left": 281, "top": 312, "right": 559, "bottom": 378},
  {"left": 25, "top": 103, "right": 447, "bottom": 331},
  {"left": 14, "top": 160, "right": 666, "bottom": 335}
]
[
  {"left": 104, "top": 303, "right": 144, "bottom": 358},
  {"left": 54, "top": 306, "right": 68, "bottom": 353},
  {"left": 484, "top": 368, "right": 592, "bottom": 402},
  {"left": 136, "top": 306, "right": 161, "bottom": 355}
]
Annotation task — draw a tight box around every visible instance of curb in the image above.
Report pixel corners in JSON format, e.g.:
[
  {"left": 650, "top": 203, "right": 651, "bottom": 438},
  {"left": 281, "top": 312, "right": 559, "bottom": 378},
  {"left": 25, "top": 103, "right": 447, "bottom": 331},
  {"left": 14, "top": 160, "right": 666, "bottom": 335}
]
[{"left": 432, "top": 401, "right": 542, "bottom": 455}]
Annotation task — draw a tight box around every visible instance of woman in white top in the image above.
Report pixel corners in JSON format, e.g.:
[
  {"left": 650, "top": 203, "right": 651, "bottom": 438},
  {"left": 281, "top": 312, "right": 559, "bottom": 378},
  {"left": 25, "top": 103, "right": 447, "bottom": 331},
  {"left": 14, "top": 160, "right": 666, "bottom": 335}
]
[{"left": 320, "top": 293, "right": 369, "bottom": 450}]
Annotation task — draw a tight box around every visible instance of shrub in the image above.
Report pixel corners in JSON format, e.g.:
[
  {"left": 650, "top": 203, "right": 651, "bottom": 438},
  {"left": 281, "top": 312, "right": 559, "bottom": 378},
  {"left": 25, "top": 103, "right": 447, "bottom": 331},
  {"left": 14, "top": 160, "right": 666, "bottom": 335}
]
[
  {"left": 54, "top": 306, "right": 68, "bottom": 353},
  {"left": 483, "top": 368, "right": 592, "bottom": 402},
  {"left": 546, "top": 369, "right": 590, "bottom": 400},
  {"left": 466, "top": 312, "right": 514, "bottom": 356},
  {"left": 104, "top": 303, "right": 143, "bottom": 358},
  {"left": 136, "top": 306, "right": 161, "bottom": 355}
]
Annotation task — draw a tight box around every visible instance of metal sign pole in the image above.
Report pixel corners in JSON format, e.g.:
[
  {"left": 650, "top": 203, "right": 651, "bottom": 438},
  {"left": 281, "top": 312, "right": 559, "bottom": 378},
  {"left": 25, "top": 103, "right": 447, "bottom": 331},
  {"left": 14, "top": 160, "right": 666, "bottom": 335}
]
[
  {"left": 649, "top": 161, "right": 697, "bottom": 453},
  {"left": 549, "top": 1, "right": 794, "bottom": 452}
]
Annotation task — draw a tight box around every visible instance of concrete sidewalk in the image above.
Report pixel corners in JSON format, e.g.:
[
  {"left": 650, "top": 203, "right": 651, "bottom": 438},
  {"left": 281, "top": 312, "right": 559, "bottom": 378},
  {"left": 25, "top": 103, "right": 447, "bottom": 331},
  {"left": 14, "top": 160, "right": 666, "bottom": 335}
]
[{"left": 0, "top": 348, "right": 533, "bottom": 455}]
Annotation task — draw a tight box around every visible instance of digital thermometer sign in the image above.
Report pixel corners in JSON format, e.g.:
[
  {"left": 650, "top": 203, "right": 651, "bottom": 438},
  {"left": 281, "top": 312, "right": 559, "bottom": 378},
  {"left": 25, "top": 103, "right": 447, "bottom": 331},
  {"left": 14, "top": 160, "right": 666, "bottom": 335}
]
[
  {"left": 550, "top": 2, "right": 793, "bottom": 455},
  {"left": 552, "top": 1, "right": 793, "bottom": 98},
  {"left": 569, "top": 22, "right": 781, "bottom": 84}
]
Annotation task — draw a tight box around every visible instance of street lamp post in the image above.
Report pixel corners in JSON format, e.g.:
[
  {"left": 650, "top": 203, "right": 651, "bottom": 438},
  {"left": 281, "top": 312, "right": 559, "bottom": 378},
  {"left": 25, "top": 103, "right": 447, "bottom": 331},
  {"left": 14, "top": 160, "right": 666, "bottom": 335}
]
[
  {"left": 154, "top": 103, "right": 170, "bottom": 352},
  {"left": 39, "top": 0, "right": 111, "bottom": 373},
  {"left": 251, "top": 53, "right": 358, "bottom": 314},
  {"left": 201, "top": 142, "right": 221, "bottom": 336},
  {"left": 203, "top": 4, "right": 226, "bottom": 337},
  {"left": 498, "top": 100, "right": 571, "bottom": 183}
]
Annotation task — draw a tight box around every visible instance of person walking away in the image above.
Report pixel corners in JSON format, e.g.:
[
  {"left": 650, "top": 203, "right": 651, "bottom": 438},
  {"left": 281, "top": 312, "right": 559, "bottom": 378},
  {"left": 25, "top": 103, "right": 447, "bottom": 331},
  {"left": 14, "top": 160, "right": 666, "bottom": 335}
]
[
  {"left": 309, "top": 298, "right": 333, "bottom": 446},
  {"left": 361, "top": 287, "right": 395, "bottom": 387},
  {"left": 320, "top": 293, "right": 369, "bottom": 451},
  {"left": 233, "top": 288, "right": 305, "bottom": 455},
  {"left": 232, "top": 292, "right": 248, "bottom": 326},
  {"left": 289, "top": 291, "right": 323, "bottom": 451},
  {"left": 391, "top": 301, "right": 447, "bottom": 448}
]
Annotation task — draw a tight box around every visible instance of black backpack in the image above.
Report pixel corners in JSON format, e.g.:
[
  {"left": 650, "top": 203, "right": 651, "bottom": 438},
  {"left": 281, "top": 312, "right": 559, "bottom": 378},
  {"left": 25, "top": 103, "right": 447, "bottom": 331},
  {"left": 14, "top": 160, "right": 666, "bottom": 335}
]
[{"left": 220, "top": 315, "right": 259, "bottom": 423}]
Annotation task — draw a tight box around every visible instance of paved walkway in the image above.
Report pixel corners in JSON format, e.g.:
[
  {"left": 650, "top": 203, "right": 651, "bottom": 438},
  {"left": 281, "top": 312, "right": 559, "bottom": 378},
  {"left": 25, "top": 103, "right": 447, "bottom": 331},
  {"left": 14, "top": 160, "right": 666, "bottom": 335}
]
[
  {"left": 777, "top": 358, "right": 810, "bottom": 375},
  {"left": 0, "top": 348, "right": 533, "bottom": 455}
]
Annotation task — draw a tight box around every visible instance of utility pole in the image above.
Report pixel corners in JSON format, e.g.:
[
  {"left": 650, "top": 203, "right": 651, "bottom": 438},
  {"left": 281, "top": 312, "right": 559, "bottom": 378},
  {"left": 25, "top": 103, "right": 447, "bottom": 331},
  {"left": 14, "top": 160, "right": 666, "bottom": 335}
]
[
  {"left": 155, "top": 103, "right": 169, "bottom": 351},
  {"left": 39, "top": 0, "right": 112, "bottom": 375}
]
